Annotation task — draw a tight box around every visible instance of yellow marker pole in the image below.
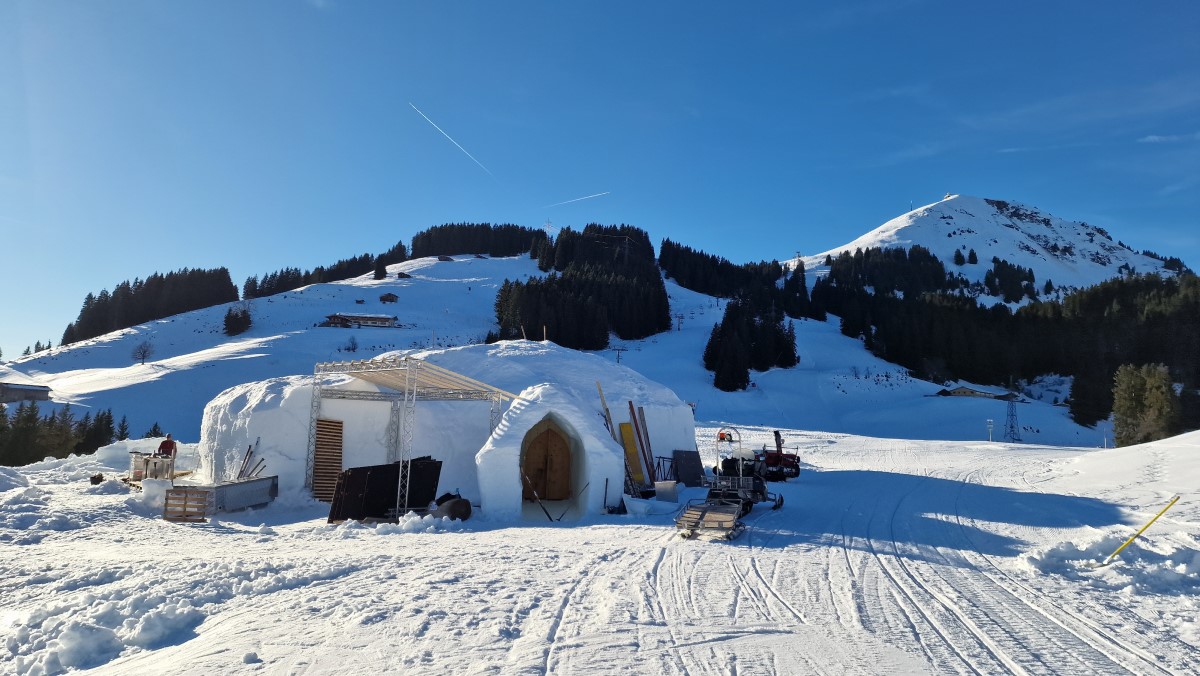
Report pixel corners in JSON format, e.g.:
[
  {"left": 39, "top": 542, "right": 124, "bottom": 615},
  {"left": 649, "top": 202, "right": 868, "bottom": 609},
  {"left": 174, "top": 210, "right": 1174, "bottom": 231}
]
[{"left": 1097, "top": 495, "right": 1180, "bottom": 567}]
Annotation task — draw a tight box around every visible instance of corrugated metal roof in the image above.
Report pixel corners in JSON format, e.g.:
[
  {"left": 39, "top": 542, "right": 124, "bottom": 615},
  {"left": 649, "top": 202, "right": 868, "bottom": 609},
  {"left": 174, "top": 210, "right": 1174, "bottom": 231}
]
[{"left": 314, "top": 355, "right": 519, "bottom": 401}]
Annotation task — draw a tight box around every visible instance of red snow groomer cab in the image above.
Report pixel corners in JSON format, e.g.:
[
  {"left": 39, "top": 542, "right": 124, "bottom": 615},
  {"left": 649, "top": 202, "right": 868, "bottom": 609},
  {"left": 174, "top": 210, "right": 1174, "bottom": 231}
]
[{"left": 756, "top": 430, "right": 801, "bottom": 482}]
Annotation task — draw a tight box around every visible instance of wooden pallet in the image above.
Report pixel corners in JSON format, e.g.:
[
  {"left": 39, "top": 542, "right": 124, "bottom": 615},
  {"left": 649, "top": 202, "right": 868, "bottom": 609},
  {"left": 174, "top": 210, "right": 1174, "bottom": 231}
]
[{"left": 163, "top": 487, "right": 214, "bottom": 522}]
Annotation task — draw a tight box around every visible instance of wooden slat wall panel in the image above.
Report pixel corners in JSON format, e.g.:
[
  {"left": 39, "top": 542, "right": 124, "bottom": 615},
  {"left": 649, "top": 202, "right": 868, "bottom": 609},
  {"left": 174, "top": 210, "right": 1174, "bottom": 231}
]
[{"left": 313, "top": 419, "right": 344, "bottom": 502}]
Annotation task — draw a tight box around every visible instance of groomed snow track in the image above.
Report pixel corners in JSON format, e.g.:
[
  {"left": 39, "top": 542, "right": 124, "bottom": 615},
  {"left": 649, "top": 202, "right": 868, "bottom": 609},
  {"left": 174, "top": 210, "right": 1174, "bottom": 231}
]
[{"left": 3, "top": 433, "right": 1197, "bottom": 674}]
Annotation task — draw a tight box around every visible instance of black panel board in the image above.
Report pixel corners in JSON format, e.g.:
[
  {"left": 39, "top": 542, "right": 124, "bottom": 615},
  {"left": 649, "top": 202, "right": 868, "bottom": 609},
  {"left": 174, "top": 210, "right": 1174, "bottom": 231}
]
[
  {"left": 328, "top": 457, "right": 442, "bottom": 523},
  {"left": 672, "top": 450, "right": 706, "bottom": 487}
]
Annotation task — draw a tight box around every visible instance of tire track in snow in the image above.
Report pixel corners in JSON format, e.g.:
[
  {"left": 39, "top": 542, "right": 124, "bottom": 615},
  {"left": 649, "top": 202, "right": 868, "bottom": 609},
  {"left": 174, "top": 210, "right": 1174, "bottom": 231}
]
[
  {"left": 888, "top": 467, "right": 1146, "bottom": 675},
  {"left": 866, "top": 476, "right": 998, "bottom": 674},
  {"left": 538, "top": 526, "right": 675, "bottom": 674},
  {"left": 747, "top": 558, "right": 807, "bottom": 624},
  {"left": 835, "top": 491, "right": 872, "bottom": 633},
  {"left": 644, "top": 544, "right": 714, "bottom": 675},
  {"left": 953, "top": 469, "right": 1180, "bottom": 675}
]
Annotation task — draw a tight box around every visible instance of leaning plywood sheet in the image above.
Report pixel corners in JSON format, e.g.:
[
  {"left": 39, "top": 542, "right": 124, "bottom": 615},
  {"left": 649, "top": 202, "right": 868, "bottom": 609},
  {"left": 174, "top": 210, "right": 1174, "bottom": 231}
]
[{"left": 673, "top": 450, "right": 706, "bottom": 487}]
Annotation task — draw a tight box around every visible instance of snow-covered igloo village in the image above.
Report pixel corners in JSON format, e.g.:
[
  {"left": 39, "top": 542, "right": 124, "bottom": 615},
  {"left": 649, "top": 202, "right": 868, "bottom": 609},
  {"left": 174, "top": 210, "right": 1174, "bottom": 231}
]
[{"left": 195, "top": 340, "right": 699, "bottom": 521}]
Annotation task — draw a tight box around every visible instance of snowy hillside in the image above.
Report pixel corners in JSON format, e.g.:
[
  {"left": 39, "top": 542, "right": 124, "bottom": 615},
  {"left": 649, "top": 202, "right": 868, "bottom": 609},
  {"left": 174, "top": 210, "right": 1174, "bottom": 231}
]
[
  {"left": 3, "top": 254, "right": 1106, "bottom": 447},
  {"left": 801, "top": 194, "right": 1181, "bottom": 295}
]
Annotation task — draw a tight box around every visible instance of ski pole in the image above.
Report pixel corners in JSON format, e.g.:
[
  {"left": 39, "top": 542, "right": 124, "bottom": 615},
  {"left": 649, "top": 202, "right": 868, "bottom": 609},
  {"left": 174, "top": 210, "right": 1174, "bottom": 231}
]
[{"left": 1097, "top": 494, "right": 1180, "bottom": 567}]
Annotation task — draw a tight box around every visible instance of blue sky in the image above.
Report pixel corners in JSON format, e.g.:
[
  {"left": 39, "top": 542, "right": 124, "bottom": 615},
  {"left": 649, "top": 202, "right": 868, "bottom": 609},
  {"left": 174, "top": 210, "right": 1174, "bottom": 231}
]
[{"left": 1, "top": 1, "right": 1198, "bottom": 358}]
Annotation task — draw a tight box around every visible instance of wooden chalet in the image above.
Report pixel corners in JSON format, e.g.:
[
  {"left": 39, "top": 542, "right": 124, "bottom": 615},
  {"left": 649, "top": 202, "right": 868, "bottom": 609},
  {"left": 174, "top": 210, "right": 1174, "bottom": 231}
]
[{"left": 321, "top": 313, "right": 397, "bottom": 329}]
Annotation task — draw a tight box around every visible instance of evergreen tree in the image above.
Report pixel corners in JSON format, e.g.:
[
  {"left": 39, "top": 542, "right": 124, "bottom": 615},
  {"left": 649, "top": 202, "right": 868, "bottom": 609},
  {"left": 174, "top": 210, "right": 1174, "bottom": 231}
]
[
  {"left": 223, "top": 306, "right": 252, "bottom": 336},
  {"left": 144, "top": 422, "right": 164, "bottom": 438},
  {"left": 4, "top": 401, "right": 40, "bottom": 465},
  {"left": 116, "top": 415, "right": 130, "bottom": 441},
  {"left": 373, "top": 257, "right": 388, "bottom": 280},
  {"left": 0, "top": 403, "right": 8, "bottom": 463},
  {"left": 1113, "top": 364, "right": 1180, "bottom": 446},
  {"left": 953, "top": 249, "right": 966, "bottom": 266},
  {"left": 968, "top": 249, "right": 978, "bottom": 264}
]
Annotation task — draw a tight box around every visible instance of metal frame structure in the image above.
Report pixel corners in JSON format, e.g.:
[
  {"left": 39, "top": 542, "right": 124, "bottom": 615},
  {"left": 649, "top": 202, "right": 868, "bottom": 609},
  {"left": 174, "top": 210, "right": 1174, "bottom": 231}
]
[{"left": 305, "top": 355, "right": 518, "bottom": 516}]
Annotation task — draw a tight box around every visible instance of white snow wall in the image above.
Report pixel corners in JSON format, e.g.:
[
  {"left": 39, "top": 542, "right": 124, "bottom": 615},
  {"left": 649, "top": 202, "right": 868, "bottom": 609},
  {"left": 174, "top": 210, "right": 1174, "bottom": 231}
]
[
  {"left": 197, "top": 341, "right": 700, "bottom": 507},
  {"left": 197, "top": 375, "right": 491, "bottom": 501},
  {"left": 476, "top": 384, "right": 626, "bottom": 518}
]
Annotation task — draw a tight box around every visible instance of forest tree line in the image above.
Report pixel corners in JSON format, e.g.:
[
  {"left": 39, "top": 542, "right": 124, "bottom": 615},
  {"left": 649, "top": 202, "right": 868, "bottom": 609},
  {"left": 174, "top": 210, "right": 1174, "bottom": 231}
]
[
  {"left": 61, "top": 268, "right": 239, "bottom": 346},
  {"left": 411, "top": 223, "right": 547, "bottom": 260},
  {"left": 243, "top": 240, "right": 409, "bottom": 299},
  {"left": 0, "top": 402, "right": 155, "bottom": 467},
  {"left": 491, "top": 224, "right": 671, "bottom": 349},
  {"left": 54, "top": 221, "right": 553, "bottom": 345},
  {"left": 806, "top": 247, "right": 1200, "bottom": 431},
  {"left": 659, "top": 239, "right": 818, "bottom": 391}
]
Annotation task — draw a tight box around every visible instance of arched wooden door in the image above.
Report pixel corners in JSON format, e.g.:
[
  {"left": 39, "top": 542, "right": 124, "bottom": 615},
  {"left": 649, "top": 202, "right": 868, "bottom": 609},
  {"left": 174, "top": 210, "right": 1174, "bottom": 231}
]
[{"left": 522, "top": 426, "right": 571, "bottom": 501}]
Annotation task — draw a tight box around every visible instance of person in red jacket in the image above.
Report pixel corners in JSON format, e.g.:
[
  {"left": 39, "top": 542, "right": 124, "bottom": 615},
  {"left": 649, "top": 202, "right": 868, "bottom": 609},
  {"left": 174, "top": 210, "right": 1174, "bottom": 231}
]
[{"left": 155, "top": 433, "right": 177, "bottom": 458}]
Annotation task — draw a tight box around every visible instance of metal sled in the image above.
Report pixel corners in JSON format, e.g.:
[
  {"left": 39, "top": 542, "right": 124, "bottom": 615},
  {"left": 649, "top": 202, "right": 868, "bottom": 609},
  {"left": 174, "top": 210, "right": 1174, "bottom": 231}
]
[{"left": 676, "top": 499, "right": 746, "bottom": 540}]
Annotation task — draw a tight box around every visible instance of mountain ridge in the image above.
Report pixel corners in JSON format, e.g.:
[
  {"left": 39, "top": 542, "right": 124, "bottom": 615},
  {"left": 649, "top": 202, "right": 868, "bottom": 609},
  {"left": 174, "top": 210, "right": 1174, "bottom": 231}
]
[
  {"left": 3, "top": 194, "right": 1187, "bottom": 446},
  {"left": 800, "top": 194, "right": 1183, "bottom": 298}
]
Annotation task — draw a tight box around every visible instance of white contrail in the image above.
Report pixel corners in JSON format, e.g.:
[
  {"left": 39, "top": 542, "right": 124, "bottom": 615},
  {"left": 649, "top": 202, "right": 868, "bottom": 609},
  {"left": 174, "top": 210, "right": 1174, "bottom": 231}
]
[
  {"left": 409, "top": 102, "right": 494, "bottom": 177},
  {"left": 542, "top": 191, "right": 611, "bottom": 209}
]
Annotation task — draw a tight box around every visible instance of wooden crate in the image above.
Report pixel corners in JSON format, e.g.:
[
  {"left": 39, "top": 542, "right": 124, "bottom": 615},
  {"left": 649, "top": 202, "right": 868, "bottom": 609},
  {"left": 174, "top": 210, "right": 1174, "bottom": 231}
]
[{"left": 164, "top": 487, "right": 214, "bottom": 522}]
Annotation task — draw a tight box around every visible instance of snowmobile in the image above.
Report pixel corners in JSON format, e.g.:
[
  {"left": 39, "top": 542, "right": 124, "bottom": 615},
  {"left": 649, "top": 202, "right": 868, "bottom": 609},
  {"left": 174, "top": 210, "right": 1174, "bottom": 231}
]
[{"left": 676, "top": 456, "right": 782, "bottom": 540}]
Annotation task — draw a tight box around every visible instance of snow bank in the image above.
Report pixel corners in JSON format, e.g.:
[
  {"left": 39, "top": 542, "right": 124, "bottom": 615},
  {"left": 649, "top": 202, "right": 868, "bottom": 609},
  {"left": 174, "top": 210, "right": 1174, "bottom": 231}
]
[
  {"left": 4, "top": 558, "right": 356, "bottom": 675},
  {"left": 1021, "top": 532, "right": 1200, "bottom": 595},
  {"left": 196, "top": 375, "right": 315, "bottom": 493},
  {"left": 0, "top": 466, "right": 28, "bottom": 493}
]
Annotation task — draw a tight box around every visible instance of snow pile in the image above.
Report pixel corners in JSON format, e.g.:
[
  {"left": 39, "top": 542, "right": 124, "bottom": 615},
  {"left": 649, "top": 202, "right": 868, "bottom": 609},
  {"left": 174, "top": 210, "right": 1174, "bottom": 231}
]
[
  {"left": 137, "top": 479, "right": 172, "bottom": 511},
  {"left": 0, "top": 484, "right": 48, "bottom": 543},
  {"left": 4, "top": 559, "right": 357, "bottom": 675},
  {"left": 196, "top": 374, "right": 317, "bottom": 492},
  {"left": 0, "top": 466, "right": 28, "bottom": 492},
  {"left": 1022, "top": 534, "right": 1200, "bottom": 595}
]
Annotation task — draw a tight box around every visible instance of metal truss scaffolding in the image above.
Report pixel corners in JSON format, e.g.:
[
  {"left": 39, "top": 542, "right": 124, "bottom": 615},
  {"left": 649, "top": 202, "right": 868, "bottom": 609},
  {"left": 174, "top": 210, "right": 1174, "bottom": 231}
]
[{"left": 305, "top": 355, "right": 518, "bottom": 516}]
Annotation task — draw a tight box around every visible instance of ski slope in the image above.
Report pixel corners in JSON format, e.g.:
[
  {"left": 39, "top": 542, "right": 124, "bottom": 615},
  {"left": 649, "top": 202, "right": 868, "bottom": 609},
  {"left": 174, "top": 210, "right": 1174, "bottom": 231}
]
[
  {"left": 2, "top": 429, "right": 1196, "bottom": 674},
  {"left": 4, "top": 254, "right": 1110, "bottom": 447}
]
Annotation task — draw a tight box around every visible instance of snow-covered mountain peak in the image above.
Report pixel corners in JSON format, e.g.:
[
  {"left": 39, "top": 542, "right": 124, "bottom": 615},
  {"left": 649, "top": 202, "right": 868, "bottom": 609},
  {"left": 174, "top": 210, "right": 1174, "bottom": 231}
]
[{"left": 802, "top": 195, "right": 1180, "bottom": 293}]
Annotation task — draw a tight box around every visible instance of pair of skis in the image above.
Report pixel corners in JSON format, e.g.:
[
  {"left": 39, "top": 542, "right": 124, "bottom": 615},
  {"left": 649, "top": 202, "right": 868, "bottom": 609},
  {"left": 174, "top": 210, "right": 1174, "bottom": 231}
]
[{"left": 235, "top": 437, "right": 265, "bottom": 480}]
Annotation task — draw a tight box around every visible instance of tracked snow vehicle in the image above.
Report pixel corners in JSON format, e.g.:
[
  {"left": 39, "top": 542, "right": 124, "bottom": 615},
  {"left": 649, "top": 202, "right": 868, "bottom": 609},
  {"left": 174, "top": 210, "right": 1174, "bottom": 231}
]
[
  {"left": 676, "top": 455, "right": 782, "bottom": 540},
  {"left": 757, "top": 430, "right": 800, "bottom": 482}
]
